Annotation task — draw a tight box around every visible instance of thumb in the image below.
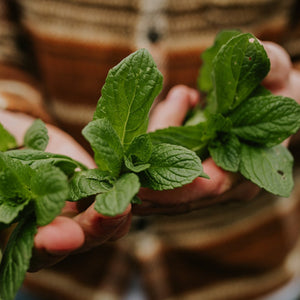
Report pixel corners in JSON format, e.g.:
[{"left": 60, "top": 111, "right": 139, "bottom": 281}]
[
  {"left": 148, "top": 85, "right": 200, "bottom": 132},
  {"left": 262, "top": 41, "right": 292, "bottom": 92}
]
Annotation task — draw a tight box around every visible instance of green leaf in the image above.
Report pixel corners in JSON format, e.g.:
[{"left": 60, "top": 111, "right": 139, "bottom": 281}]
[
  {"left": 82, "top": 119, "right": 124, "bottom": 177},
  {"left": 248, "top": 84, "right": 272, "bottom": 98},
  {"left": 93, "top": 48, "right": 163, "bottom": 148},
  {"left": 131, "top": 195, "right": 142, "bottom": 205},
  {"left": 24, "top": 119, "right": 49, "bottom": 151},
  {"left": 0, "top": 214, "right": 37, "bottom": 300},
  {"left": 0, "top": 201, "right": 30, "bottom": 226},
  {"left": 126, "top": 134, "right": 153, "bottom": 163},
  {"left": 211, "top": 33, "right": 270, "bottom": 114},
  {"left": 184, "top": 108, "right": 207, "bottom": 126},
  {"left": 124, "top": 134, "right": 152, "bottom": 173},
  {"left": 69, "top": 169, "right": 114, "bottom": 201},
  {"left": 31, "top": 164, "right": 69, "bottom": 226},
  {"left": 6, "top": 149, "right": 87, "bottom": 176},
  {"left": 229, "top": 95, "right": 300, "bottom": 147},
  {"left": 124, "top": 156, "right": 150, "bottom": 173},
  {"left": 0, "top": 153, "right": 33, "bottom": 224},
  {"left": 209, "top": 134, "right": 241, "bottom": 172},
  {"left": 149, "top": 123, "right": 210, "bottom": 156},
  {"left": 150, "top": 114, "right": 231, "bottom": 159},
  {"left": 0, "top": 123, "right": 17, "bottom": 151},
  {"left": 198, "top": 29, "right": 241, "bottom": 93},
  {"left": 94, "top": 173, "right": 140, "bottom": 216},
  {"left": 141, "top": 143, "right": 206, "bottom": 190},
  {"left": 239, "top": 144, "right": 294, "bottom": 197}
]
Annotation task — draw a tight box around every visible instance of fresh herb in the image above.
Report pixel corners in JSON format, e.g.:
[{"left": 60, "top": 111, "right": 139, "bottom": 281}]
[
  {"left": 1, "top": 33, "right": 300, "bottom": 298},
  {"left": 150, "top": 31, "right": 300, "bottom": 197},
  {"left": 0, "top": 48, "right": 205, "bottom": 300},
  {"left": 0, "top": 146, "right": 70, "bottom": 299},
  {"left": 0, "top": 123, "right": 17, "bottom": 151}
]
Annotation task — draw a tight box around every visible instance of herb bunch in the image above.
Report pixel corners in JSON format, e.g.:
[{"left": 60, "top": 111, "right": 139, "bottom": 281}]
[
  {"left": 0, "top": 49, "right": 205, "bottom": 300},
  {"left": 150, "top": 30, "right": 300, "bottom": 197},
  {"left": 1, "top": 31, "right": 300, "bottom": 300}
]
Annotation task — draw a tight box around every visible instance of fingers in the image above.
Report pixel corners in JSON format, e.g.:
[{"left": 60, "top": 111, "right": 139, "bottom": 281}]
[
  {"left": 31, "top": 204, "right": 132, "bottom": 271},
  {"left": 30, "top": 216, "right": 85, "bottom": 271},
  {"left": 262, "top": 41, "right": 292, "bottom": 92},
  {"left": 148, "top": 85, "right": 200, "bottom": 132},
  {"left": 34, "top": 217, "right": 85, "bottom": 254},
  {"left": 138, "top": 158, "right": 232, "bottom": 205},
  {"left": 134, "top": 158, "right": 260, "bottom": 215},
  {"left": 46, "top": 124, "right": 97, "bottom": 168},
  {"left": 72, "top": 203, "right": 132, "bottom": 249},
  {"left": 0, "top": 110, "right": 35, "bottom": 145}
]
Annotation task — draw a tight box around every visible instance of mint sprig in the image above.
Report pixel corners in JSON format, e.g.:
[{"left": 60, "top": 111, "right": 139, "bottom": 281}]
[
  {"left": 0, "top": 48, "right": 206, "bottom": 299},
  {"left": 0, "top": 123, "right": 17, "bottom": 151},
  {"left": 150, "top": 31, "right": 300, "bottom": 197},
  {"left": 80, "top": 49, "right": 206, "bottom": 216}
]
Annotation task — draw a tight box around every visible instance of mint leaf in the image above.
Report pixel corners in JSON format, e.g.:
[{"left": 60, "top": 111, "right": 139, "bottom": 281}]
[
  {"left": 212, "top": 33, "right": 270, "bottom": 114},
  {"left": 0, "top": 153, "right": 33, "bottom": 224},
  {"left": 124, "top": 156, "right": 150, "bottom": 173},
  {"left": 82, "top": 119, "right": 123, "bottom": 177},
  {"left": 229, "top": 95, "right": 300, "bottom": 147},
  {"left": 0, "top": 214, "right": 36, "bottom": 300},
  {"left": 69, "top": 169, "right": 114, "bottom": 201},
  {"left": 248, "top": 85, "right": 272, "bottom": 97},
  {"left": 0, "top": 201, "right": 30, "bottom": 226},
  {"left": 239, "top": 144, "right": 294, "bottom": 197},
  {"left": 141, "top": 143, "right": 206, "bottom": 190},
  {"left": 198, "top": 29, "right": 241, "bottom": 93},
  {"left": 184, "top": 108, "right": 207, "bottom": 126},
  {"left": 31, "top": 164, "right": 69, "bottom": 226},
  {"left": 95, "top": 173, "right": 140, "bottom": 216},
  {"left": 209, "top": 134, "right": 241, "bottom": 172},
  {"left": 24, "top": 119, "right": 49, "bottom": 151},
  {"left": 6, "top": 149, "right": 87, "bottom": 176},
  {"left": 93, "top": 49, "right": 163, "bottom": 148},
  {"left": 150, "top": 113, "right": 231, "bottom": 158},
  {"left": 0, "top": 123, "right": 17, "bottom": 151},
  {"left": 126, "top": 134, "right": 153, "bottom": 163},
  {"left": 149, "top": 123, "right": 209, "bottom": 156}
]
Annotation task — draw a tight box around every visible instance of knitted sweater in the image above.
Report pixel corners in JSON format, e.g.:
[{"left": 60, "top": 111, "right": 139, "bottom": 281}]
[{"left": 1, "top": 1, "right": 300, "bottom": 299}]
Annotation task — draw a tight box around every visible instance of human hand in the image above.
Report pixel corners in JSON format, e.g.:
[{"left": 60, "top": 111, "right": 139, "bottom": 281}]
[
  {"left": 134, "top": 41, "right": 300, "bottom": 215},
  {"left": 0, "top": 110, "right": 132, "bottom": 271}
]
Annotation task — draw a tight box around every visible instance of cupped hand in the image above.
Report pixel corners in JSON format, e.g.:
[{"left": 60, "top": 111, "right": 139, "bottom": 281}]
[
  {"left": 134, "top": 41, "right": 300, "bottom": 215},
  {"left": 0, "top": 110, "right": 132, "bottom": 271}
]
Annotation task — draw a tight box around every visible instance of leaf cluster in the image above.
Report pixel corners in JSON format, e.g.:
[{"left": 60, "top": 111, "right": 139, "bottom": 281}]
[
  {"left": 0, "top": 120, "right": 85, "bottom": 300},
  {"left": 71, "top": 49, "right": 206, "bottom": 216},
  {"left": 150, "top": 31, "right": 300, "bottom": 197},
  {"left": 0, "top": 49, "right": 206, "bottom": 300}
]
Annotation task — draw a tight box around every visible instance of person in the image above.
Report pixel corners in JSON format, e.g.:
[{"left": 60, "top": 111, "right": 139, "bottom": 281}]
[{"left": 1, "top": 0, "right": 300, "bottom": 299}]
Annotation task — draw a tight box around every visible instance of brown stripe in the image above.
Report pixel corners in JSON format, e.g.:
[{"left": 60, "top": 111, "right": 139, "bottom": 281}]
[{"left": 25, "top": 29, "right": 133, "bottom": 103}]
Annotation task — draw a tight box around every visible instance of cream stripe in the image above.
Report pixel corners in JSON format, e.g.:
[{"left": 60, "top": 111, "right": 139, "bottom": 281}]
[
  {"left": 24, "top": 22, "right": 133, "bottom": 46},
  {"left": 167, "top": 0, "right": 285, "bottom": 10},
  {"left": 22, "top": 0, "right": 137, "bottom": 27},
  {"left": 25, "top": 270, "right": 103, "bottom": 300},
  {"left": 65, "top": 0, "right": 139, "bottom": 7},
  {"left": 0, "top": 95, "right": 8, "bottom": 109},
  {"left": 21, "top": 0, "right": 137, "bottom": 44},
  {"left": 50, "top": 99, "right": 95, "bottom": 125},
  {"left": 150, "top": 191, "right": 300, "bottom": 248},
  {"left": 166, "top": 243, "right": 300, "bottom": 300},
  {"left": 0, "top": 80, "right": 42, "bottom": 104}
]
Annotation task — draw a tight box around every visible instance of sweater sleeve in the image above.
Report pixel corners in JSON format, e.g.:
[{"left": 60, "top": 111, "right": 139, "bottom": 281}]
[{"left": 0, "top": 1, "right": 51, "bottom": 122}]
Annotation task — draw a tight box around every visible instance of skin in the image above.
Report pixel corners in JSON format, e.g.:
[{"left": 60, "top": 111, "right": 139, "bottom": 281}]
[{"left": 0, "top": 41, "right": 299, "bottom": 271}]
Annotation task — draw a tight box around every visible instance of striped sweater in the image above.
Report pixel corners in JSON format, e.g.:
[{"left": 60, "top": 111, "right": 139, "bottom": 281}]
[{"left": 1, "top": 0, "right": 300, "bottom": 299}]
